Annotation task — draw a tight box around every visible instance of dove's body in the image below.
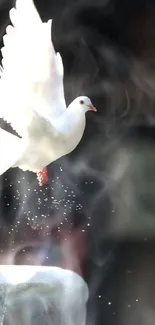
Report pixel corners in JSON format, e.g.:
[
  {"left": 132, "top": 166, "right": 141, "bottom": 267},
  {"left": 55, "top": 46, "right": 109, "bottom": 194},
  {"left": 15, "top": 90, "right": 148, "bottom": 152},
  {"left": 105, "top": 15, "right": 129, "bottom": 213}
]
[
  {"left": 0, "top": 0, "right": 96, "bottom": 184},
  {"left": 12, "top": 107, "right": 86, "bottom": 172}
]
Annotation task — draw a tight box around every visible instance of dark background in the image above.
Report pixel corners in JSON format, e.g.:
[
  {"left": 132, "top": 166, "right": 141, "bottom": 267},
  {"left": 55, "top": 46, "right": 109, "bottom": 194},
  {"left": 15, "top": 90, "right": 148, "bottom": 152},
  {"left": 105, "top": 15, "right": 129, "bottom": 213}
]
[{"left": 1, "top": 0, "right": 155, "bottom": 324}]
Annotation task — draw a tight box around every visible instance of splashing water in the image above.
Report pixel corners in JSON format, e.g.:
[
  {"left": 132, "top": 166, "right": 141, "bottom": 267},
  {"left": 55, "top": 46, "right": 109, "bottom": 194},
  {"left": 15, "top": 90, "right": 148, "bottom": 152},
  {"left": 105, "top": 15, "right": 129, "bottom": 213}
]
[
  {"left": 0, "top": 266, "right": 88, "bottom": 325},
  {"left": 0, "top": 285, "right": 9, "bottom": 325}
]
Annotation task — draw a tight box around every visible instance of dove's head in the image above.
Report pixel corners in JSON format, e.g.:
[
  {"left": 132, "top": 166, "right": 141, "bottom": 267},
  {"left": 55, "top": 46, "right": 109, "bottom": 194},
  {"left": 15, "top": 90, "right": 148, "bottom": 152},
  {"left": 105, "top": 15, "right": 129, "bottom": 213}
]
[{"left": 71, "top": 96, "right": 97, "bottom": 114}]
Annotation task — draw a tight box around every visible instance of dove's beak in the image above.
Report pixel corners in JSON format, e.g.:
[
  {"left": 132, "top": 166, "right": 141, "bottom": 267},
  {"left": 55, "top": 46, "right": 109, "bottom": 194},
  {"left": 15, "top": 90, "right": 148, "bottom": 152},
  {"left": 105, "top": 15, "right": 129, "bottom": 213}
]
[{"left": 88, "top": 104, "right": 97, "bottom": 112}]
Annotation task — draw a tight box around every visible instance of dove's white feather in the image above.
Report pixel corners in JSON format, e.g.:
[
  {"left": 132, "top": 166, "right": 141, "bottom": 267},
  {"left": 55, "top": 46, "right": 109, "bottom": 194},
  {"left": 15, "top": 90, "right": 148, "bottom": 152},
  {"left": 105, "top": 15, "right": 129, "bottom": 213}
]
[
  {"left": 0, "top": 128, "right": 23, "bottom": 175},
  {"left": 0, "top": 0, "right": 66, "bottom": 138}
]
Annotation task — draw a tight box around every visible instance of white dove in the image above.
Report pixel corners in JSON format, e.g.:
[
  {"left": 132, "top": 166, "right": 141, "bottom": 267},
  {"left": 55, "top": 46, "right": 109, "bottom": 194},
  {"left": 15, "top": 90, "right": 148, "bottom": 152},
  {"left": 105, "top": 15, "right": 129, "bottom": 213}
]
[{"left": 0, "top": 0, "right": 96, "bottom": 186}]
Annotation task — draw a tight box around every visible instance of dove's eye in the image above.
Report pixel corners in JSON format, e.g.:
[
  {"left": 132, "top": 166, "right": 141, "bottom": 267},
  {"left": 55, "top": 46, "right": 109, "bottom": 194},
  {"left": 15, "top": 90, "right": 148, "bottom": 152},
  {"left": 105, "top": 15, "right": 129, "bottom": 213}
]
[{"left": 80, "top": 100, "right": 84, "bottom": 105}]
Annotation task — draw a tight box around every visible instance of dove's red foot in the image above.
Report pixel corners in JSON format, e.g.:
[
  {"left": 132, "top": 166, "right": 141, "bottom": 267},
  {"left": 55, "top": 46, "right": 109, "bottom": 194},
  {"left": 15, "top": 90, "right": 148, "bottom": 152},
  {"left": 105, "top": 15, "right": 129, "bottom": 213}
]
[{"left": 37, "top": 167, "right": 48, "bottom": 186}]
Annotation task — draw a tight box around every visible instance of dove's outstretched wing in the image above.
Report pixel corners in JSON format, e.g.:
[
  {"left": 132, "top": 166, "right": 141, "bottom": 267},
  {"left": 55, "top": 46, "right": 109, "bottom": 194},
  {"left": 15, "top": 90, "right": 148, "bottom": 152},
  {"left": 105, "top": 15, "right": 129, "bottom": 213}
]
[{"left": 0, "top": 0, "right": 66, "bottom": 138}]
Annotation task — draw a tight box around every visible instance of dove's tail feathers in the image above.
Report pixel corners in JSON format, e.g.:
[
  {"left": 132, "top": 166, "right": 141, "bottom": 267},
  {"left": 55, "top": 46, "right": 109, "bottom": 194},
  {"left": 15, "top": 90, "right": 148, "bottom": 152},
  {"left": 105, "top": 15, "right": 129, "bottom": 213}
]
[{"left": 0, "top": 128, "right": 22, "bottom": 176}]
